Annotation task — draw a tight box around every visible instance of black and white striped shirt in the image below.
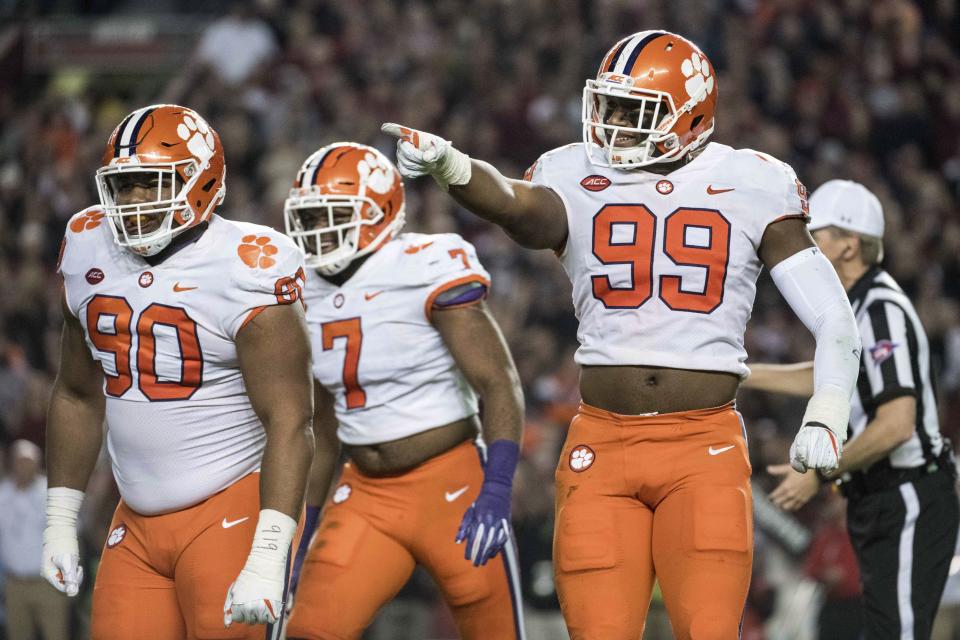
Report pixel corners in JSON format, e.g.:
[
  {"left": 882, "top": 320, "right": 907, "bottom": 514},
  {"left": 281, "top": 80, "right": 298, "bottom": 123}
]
[{"left": 848, "top": 267, "right": 943, "bottom": 472}]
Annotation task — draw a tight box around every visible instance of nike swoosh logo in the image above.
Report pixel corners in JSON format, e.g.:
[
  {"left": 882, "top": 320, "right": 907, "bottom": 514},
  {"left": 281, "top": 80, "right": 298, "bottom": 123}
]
[
  {"left": 708, "top": 445, "right": 735, "bottom": 456},
  {"left": 445, "top": 486, "right": 469, "bottom": 502},
  {"left": 364, "top": 291, "right": 384, "bottom": 301},
  {"left": 404, "top": 241, "right": 434, "bottom": 254},
  {"left": 221, "top": 517, "right": 249, "bottom": 529},
  {"left": 173, "top": 283, "right": 197, "bottom": 292},
  {"left": 706, "top": 185, "right": 735, "bottom": 195}
]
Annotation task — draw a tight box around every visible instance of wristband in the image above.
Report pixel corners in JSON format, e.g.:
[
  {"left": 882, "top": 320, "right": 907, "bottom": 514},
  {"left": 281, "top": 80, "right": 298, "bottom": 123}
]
[
  {"left": 483, "top": 439, "right": 519, "bottom": 488},
  {"left": 46, "top": 487, "right": 85, "bottom": 530},
  {"left": 433, "top": 145, "right": 472, "bottom": 191},
  {"left": 246, "top": 509, "right": 297, "bottom": 568}
]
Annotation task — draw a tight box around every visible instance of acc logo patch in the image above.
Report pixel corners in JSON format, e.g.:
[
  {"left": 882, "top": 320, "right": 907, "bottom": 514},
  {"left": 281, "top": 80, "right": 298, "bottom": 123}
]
[
  {"left": 332, "top": 483, "right": 352, "bottom": 504},
  {"left": 656, "top": 179, "right": 674, "bottom": 195},
  {"left": 138, "top": 271, "right": 154, "bottom": 288},
  {"left": 869, "top": 340, "right": 899, "bottom": 366},
  {"left": 581, "top": 175, "right": 611, "bottom": 192},
  {"left": 569, "top": 445, "right": 595, "bottom": 472},
  {"left": 107, "top": 523, "right": 127, "bottom": 549},
  {"left": 85, "top": 268, "right": 105, "bottom": 285}
]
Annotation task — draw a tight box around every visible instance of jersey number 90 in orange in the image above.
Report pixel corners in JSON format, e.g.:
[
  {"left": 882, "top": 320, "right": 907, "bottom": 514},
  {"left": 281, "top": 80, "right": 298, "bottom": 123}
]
[
  {"left": 86, "top": 295, "right": 203, "bottom": 401},
  {"left": 591, "top": 204, "right": 730, "bottom": 313}
]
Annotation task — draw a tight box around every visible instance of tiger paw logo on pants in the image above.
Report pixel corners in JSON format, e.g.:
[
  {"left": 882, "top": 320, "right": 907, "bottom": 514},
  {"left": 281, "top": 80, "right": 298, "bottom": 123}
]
[
  {"left": 569, "top": 445, "right": 595, "bottom": 472},
  {"left": 107, "top": 523, "right": 127, "bottom": 548}
]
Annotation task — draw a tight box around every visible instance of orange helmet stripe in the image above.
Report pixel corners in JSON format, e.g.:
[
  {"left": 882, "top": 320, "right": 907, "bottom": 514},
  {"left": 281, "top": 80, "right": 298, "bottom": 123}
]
[
  {"left": 115, "top": 105, "right": 157, "bottom": 159},
  {"left": 622, "top": 31, "right": 667, "bottom": 76}
]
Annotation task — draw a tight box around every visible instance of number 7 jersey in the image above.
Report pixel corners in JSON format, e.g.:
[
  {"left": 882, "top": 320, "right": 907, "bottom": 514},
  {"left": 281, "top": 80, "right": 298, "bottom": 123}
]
[
  {"left": 302, "top": 233, "right": 490, "bottom": 446},
  {"left": 526, "top": 142, "right": 808, "bottom": 377}
]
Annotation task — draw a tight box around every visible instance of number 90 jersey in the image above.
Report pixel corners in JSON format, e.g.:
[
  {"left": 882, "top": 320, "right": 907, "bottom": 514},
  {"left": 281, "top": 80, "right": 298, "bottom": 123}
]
[
  {"left": 59, "top": 210, "right": 306, "bottom": 515},
  {"left": 526, "top": 142, "right": 809, "bottom": 377},
  {"left": 302, "top": 233, "right": 491, "bottom": 446}
]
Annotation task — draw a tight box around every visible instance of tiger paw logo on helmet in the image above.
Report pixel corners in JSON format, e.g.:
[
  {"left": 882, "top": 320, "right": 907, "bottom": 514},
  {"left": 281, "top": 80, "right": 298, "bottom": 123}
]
[
  {"left": 70, "top": 209, "right": 105, "bottom": 233},
  {"left": 569, "top": 445, "right": 595, "bottom": 472},
  {"left": 176, "top": 113, "right": 216, "bottom": 168},
  {"left": 357, "top": 151, "right": 395, "bottom": 195},
  {"left": 238, "top": 234, "right": 279, "bottom": 269},
  {"left": 680, "top": 52, "right": 714, "bottom": 103}
]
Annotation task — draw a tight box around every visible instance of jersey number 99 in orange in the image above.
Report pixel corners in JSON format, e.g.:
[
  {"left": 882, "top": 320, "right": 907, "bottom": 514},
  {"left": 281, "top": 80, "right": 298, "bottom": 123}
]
[{"left": 591, "top": 204, "right": 730, "bottom": 313}]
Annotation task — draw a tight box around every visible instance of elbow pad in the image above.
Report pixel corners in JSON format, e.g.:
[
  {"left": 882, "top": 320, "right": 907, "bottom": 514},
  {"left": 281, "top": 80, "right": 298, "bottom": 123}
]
[{"left": 770, "top": 247, "right": 860, "bottom": 440}]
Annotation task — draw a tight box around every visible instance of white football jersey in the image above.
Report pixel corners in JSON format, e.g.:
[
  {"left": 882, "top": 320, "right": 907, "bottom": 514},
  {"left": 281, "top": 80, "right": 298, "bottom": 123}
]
[
  {"left": 303, "top": 232, "right": 490, "bottom": 445},
  {"left": 527, "top": 142, "right": 808, "bottom": 377},
  {"left": 59, "top": 210, "right": 306, "bottom": 515}
]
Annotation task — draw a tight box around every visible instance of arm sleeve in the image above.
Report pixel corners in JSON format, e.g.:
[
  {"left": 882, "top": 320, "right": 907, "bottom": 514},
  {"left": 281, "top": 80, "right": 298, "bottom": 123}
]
[
  {"left": 769, "top": 247, "right": 860, "bottom": 398},
  {"left": 859, "top": 300, "right": 917, "bottom": 404}
]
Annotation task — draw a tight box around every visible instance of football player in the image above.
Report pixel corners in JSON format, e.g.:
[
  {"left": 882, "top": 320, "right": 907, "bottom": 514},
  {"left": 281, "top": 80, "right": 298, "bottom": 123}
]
[
  {"left": 42, "top": 104, "right": 314, "bottom": 639},
  {"left": 282, "top": 142, "right": 525, "bottom": 640},
  {"left": 382, "top": 31, "right": 861, "bottom": 639}
]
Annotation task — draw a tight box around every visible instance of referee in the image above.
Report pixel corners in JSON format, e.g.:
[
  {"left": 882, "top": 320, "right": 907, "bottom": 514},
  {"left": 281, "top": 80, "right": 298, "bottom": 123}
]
[{"left": 744, "top": 179, "right": 960, "bottom": 639}]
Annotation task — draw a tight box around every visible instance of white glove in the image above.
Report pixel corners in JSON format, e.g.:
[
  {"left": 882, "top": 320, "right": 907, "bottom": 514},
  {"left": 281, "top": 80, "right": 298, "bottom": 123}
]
[
  {"left": 42, "top": 487, "right": 85, "bottom": 597},
  {"left": 224, "top": 509, "right": 296, "bottom": 627},
  {"left": 790, "top": 387, "right": 850, "bottom": 473},
  {"left": 380, "top": 122, "right": 472, "bottom": 190}
]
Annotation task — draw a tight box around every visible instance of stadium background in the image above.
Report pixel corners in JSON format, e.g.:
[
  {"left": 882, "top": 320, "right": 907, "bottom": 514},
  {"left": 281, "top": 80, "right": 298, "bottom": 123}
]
[{"left": 2, "top": 0, "right": 960, "bottom": 638}]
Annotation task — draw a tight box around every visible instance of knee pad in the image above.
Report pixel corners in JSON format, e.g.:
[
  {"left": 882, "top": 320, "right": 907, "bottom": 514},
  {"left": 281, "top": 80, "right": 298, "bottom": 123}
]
[
  {"left": 688, "top": 609, "right": 742, "bottom": 640},
  {"left": 554, "top": 503, "right": 618, "bottom": 574},
  {"left": 310, "top": 508, "right": 370, "bottom": 568},
  {"left": 438, "top": 568, "right": 492, "bottom": 607},
  {"left": 686, "top": 486, "right": 751, "bottom": 557}
]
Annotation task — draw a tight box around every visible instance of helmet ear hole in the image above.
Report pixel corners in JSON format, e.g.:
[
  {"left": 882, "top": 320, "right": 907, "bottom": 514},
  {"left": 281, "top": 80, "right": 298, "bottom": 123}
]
[{"left": 691, "top": 115, "right": 704, "bottom": 130}]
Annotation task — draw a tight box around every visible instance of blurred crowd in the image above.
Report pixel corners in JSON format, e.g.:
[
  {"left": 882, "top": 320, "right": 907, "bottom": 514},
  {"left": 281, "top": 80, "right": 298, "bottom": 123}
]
[{"left": 2, "top": 0, "right": 960, "bottom": 638}]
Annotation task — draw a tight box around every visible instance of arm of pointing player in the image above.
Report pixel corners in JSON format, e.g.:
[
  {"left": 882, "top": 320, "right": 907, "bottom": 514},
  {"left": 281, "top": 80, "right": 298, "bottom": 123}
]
[
  {"left": 742, "top": 362, "right": 814, "bottom": 397},
  {"left": 290, "top": 380, "right": 340, "bottom": 592},
  {"left": 42, "top": 294, "right": 105, "bottom": 597},
  {"left": 760, "top": 219, "right": 860, "bottom": 474},
  {"left": 381, "top": 123, "right": 567, "bottom": 251},
  {"left": 433, "top": 300, "right": 524, "bottom": 566},
  {"left": 225, "top": 302, "right": 315, "bottom": 627}
]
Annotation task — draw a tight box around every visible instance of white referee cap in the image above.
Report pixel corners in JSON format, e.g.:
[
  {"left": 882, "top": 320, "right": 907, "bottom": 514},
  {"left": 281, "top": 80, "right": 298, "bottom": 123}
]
[{"left": 808, "top": 180, "right": 884, "bottom": 238}]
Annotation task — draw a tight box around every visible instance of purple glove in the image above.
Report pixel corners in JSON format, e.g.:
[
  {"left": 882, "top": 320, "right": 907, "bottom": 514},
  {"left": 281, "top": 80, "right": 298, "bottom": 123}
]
[
  {"left": 289, "top": 505, "right": 321, "bottom": 595},
  {"left": 455, "top": 440, "right": 519, "bottom": 567}
]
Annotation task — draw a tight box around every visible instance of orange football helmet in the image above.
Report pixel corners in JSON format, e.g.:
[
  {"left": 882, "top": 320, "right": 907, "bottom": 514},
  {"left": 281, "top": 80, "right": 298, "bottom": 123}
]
[
  {"left": 95, "top": 104, "right": 226, "bottom": 256},
  {"left": 284, "top": 142, "right": 405, "bottom": 274},
  {"left": 582, "top": 31, "right": 718, "bottom": 169}
]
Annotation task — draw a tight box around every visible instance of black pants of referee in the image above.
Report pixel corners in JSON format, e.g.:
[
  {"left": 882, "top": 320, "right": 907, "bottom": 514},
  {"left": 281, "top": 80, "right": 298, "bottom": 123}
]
[{"left": 847, "top": 468, "right": 959, "bottom": 639}]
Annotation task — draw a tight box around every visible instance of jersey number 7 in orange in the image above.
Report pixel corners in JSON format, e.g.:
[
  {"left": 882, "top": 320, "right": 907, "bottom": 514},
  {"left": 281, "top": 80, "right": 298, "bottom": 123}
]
[{"left": 322, "top": 317, "right": 367, "bottom": 409}]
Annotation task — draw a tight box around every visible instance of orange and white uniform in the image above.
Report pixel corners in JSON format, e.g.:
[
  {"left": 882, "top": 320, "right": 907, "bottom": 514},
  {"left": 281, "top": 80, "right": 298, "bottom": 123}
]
[
  {"left": 529, "top": 141, "right": 808, "bottom": 376},
  {"left": 60, "top": 209, "right": 305, "bottom": 639},
  {"left": 525, "top": 140, "right": 807, "bottom": 638},
  {"left": 306, "top": 232, "right": 486, "bottom": 445},
  {"left": 287, "top": 231, "right": 525, "bottom": 640}
]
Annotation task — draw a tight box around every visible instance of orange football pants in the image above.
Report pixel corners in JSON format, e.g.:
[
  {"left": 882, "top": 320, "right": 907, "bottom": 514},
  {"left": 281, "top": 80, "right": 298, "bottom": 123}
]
[
  {"left": 554, "top": 402, "right": 753, "bottom": 640},
  {"left": 287, "top": 440, "right": 524, "bottom": 640},
  {"left": 92, "top": 472, "right": 298, "bottom": 640}
]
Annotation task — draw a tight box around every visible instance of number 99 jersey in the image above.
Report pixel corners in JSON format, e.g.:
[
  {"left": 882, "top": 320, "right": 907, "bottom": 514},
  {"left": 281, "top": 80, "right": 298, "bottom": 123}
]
[
  {"left": 58, "top": 210, "right": 306, "bottom": 515},
  {"left": 302, "top": 232, "right": 491, "bottom": 445},
  {"left": 525, "top": 142, "right": 809, "bottom": 377}
]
